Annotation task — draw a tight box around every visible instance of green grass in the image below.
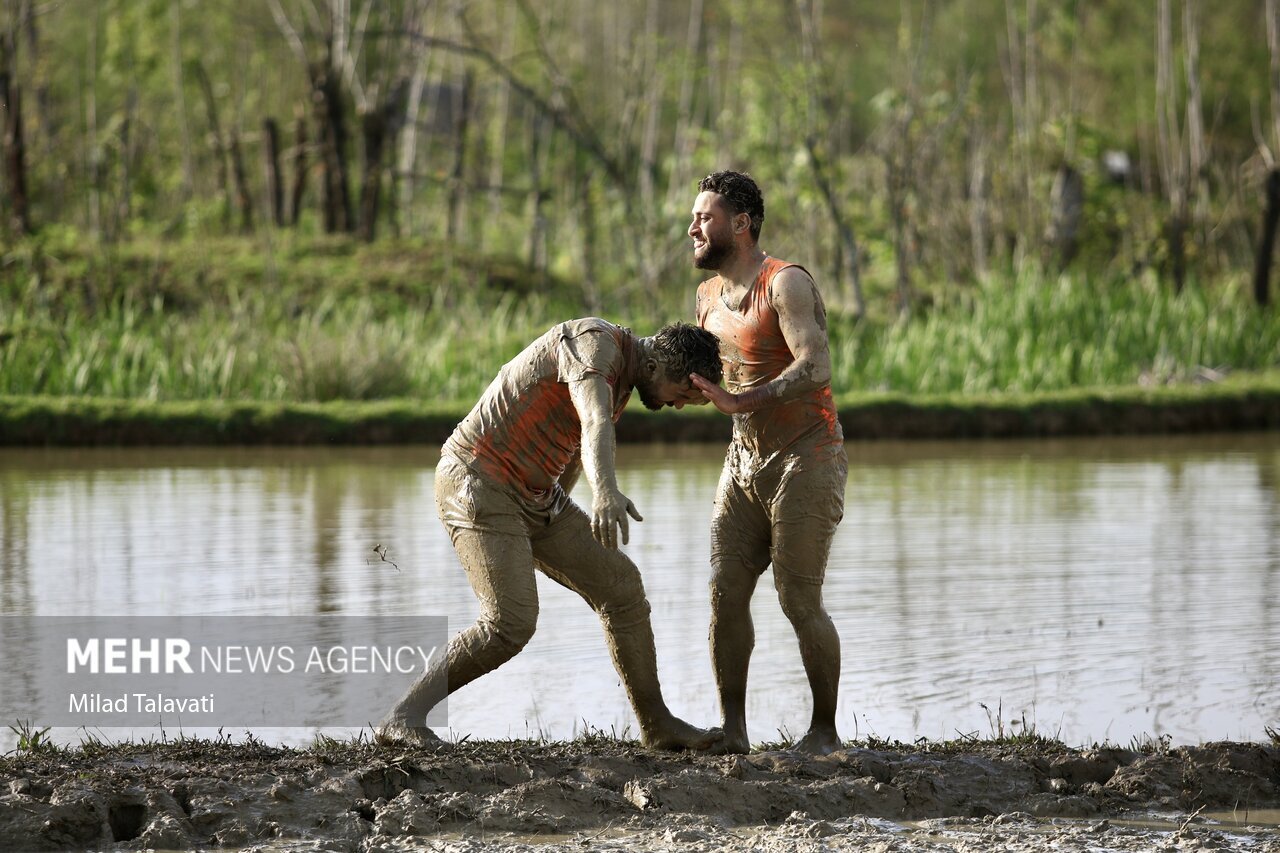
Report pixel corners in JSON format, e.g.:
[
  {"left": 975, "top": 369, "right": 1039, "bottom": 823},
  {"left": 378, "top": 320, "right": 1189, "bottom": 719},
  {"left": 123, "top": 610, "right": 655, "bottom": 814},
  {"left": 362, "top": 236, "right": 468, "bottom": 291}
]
[
  {"left": 2, "top": 234, "right": 1278, "bottom": 409},
  {"left": 830, "top": 272, "right": 1280, "bottom": 394},
  {"left": 6, "top": 721, "right": 58, "bottom": 756},
  {"left": 0, "top": 232, "right": 575, "bottom": 404}
]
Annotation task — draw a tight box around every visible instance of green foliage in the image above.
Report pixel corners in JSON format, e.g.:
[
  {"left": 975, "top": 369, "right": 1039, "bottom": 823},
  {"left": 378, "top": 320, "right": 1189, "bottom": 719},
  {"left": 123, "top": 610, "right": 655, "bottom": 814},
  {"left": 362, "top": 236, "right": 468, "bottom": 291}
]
[
  {"left": 7, "top": 721, "right": 57, "bottom": 756},
  {"left": 3, "top": 236, "right": 1279, "bottom": 408},
  {"left": 1129, "top": 732, "right": 1175, "bottom": 755},
  {"left": 2, "top": 0, "right": 1274, "bottom": 293},
  {"left": 0, "top": 234, "right": 574, "bottom": 403},
  {"left": 830, "top": 270, "right": 1280, "bottom": 395}
]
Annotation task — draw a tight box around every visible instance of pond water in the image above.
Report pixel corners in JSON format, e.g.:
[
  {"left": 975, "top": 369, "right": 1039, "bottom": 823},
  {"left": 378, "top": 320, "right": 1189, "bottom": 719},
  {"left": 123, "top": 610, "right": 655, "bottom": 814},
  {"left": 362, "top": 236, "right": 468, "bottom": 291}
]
[{"left": 0, "top": 433, "right": 1277, "bottom": 751}]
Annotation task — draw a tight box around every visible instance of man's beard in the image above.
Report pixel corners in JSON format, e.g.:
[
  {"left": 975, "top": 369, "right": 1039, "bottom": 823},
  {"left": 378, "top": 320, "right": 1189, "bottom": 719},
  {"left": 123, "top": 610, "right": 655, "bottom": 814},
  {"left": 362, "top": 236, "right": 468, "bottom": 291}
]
[
  {"left": 636, "top": 380, "right": 665, "bottom": 411},
  {"left": 693, "top": 236, "right": 733, "bottom": 270}
]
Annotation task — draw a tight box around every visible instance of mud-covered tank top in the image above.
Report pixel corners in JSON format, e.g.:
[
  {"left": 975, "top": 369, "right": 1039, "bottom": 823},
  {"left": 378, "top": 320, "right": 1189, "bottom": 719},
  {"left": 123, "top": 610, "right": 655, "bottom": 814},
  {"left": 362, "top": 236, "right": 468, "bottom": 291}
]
[
  {"left": 443, "top": 318, "right": 635, "bottom": 502},
  {"left": 696, "top": 257, "right": 842, "bottom": 459}
]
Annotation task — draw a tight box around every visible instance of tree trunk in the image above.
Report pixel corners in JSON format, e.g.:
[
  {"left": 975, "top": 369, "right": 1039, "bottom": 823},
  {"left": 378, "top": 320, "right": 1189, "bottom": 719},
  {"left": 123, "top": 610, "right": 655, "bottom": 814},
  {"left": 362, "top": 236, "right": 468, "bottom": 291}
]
[
  {"left": 576, "top": 157, "right": 600, "bottom": 313},
  {"left": 663, "top": 0, "right": 704, "bottom": 210},
  {"left": 0, "top": 42, "right": 32, "bottom": 235},
  {"left": 1183, "top": 0, "right": 1207, "bottom": 222},
  {"left": 356, "top": 80, "right": 408, "bottom": 244},
  {"left": 228, "top": 127, "right": 253, "bottom": 233},
  {"left": 288, "top": 106, "right": 308, "bottom": 226},
  {"left": 118, "top": 87, "right": 136, "bottom": 228},
  {"left": 192, "top": 61, "right": 231, "bottom": 230},
  {"left": 86, "top": 3, "right": 102, "bottom": 238},
  {"left": 357, "top": 108, "right": 386, "bottom": 242},
  {"left": 1255, "top": 170, "right": 1280, "bottom": 307},
  {"left": 1166, "top": 215, "right": 1187, "bottom": 293},
  {"left": 397, "top": 54, "right": 429, "bottom": 235},
  {"left": 311, "top": 58, "right": 352, "bottom": 233},
  {"left": 170, "top": 0, "right": 193, "bottom": 202},
  {"left": 968, "top": 127, "right": 990, "bottom": 277},
  {"left": 525, "top": 114, "right": 548, "bottom": 276},
  {"left": 20, "top": 0, "right": 56, "bottom": 222},
  {"left": 327, "top": 65, "right": 353, "bottom": 233},
  {"left": 263, "top": 117, "right": 284, "bottom": 227},
  {"left": 311, "top": 68, "right": 336, "bottom": 233},
  {"left": 1155, "top": 0, "right": 1187, "bottom": 292},
  {"left": 1048, "top": 163, "right": 1084, "bottom": 269},
  {"left": 1268, "top": 0, "right": 1280, "bottom": 155},
  {"left": 446, "top": 70, "right": 473, "bottom": 245},
  {"left": 805, "top": 137, "right": 865, "bottom": 318},
  {"left": 887, "top": 156, "right": 913, "bottom": 317}
]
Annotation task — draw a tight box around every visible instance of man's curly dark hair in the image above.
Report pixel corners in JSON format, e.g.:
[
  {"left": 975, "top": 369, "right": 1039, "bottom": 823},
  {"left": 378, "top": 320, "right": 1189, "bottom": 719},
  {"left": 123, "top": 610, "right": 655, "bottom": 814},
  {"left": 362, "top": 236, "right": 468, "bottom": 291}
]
[
  {"left": 652, "top": 322, "right": 722, "bottom": 384},
  {"left": 698, "top": 170, "right": 765, "bottom": 241}
]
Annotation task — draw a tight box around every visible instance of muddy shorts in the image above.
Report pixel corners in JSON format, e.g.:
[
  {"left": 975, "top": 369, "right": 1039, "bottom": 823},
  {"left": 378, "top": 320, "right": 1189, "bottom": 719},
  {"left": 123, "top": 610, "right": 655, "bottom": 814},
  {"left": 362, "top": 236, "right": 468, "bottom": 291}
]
[
  {"left": 709, "top": 438, "right": 848, "bottom": 585},
  {"left": 433, "top": 453, "right": 649, "bottom": 624}
]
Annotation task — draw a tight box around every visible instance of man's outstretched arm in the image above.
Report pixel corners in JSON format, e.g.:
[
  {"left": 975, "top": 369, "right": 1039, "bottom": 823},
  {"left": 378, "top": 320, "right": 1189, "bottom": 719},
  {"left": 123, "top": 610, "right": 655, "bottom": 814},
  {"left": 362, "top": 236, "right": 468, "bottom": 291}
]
[
  {"left": 691, "top": 266, "right": 833, "bottom": 414},
  {"left": 567, "top": 374, "right": 643, "bottom": 549}
]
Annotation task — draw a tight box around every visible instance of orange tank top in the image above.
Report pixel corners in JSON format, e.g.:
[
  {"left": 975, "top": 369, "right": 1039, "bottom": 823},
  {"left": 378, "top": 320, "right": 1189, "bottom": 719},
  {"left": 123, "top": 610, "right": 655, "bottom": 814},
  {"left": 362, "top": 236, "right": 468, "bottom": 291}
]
[{"left": 696, "top": 258, "right": 842, "bottom": 459}]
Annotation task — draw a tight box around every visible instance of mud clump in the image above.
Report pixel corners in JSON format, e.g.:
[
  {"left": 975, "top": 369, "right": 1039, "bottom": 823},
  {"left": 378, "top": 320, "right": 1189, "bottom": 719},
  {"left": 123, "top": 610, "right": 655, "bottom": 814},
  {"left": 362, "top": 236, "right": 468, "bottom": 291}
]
[{"left": 0, "top": 739, "right": 1276, "bottom": 851}]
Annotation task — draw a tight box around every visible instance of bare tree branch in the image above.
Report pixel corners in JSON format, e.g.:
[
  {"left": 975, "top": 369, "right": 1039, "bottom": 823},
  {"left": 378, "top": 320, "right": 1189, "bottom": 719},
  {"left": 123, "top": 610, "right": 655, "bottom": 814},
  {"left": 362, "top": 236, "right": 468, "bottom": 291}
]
[
  {"left": 367, "top": 25, "right": 631, "bottom": 190},
  {"left": 349, "top": 0, "right": 372, "bottom": 70},
  {"left": 266, "top": 0, "right": 307, "bottom": 64},
  {"left": 1268, "top": 0, "right": 1280, "bottom": 156}
]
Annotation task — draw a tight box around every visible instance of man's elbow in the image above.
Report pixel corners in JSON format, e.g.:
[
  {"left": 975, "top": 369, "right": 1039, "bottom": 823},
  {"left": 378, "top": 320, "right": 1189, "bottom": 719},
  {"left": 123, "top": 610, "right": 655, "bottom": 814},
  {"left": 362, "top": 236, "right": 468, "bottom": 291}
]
[{"left": 795, "top": 356, "right": 832, "bottom": 390}]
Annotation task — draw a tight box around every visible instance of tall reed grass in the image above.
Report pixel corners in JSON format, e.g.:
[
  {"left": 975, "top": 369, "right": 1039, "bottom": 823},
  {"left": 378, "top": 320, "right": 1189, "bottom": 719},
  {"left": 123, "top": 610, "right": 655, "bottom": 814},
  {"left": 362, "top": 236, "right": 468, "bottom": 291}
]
[
  {"left": 2, "top": 236, "right": 1277, "bottom": 405},
  {"left": 829, "top": 271, "right": 1280, "bottom": 395}
]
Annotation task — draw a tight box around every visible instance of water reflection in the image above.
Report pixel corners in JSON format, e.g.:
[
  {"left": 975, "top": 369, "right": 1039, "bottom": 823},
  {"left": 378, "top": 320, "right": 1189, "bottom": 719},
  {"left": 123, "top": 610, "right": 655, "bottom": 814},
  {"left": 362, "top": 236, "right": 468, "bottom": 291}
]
[{"left": 0, "top": 435, "right": 1276, "bottom": 751}]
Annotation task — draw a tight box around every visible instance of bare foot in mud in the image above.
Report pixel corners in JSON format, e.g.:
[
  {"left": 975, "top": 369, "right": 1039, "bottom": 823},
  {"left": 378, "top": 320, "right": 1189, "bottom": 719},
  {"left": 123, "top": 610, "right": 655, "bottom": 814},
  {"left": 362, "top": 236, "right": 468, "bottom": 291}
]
[
  {"left": 791, "top": 727, "right": 842, "bottom": 756},
  {"left": 374, "top": 719, "right": 448, "bottom": 751},
  {"left": 641, "top": 717, "right": 721, "bottom": 752},
  {"left": 701, "top": 727, "right": 752, "bottom": 755}
]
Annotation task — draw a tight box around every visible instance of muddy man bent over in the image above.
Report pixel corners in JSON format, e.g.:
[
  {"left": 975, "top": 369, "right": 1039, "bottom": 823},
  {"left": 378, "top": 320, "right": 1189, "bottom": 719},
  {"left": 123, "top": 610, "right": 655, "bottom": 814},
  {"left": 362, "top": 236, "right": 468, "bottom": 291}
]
[
  {"left": 380, "top": 318, "right": 721, "bottom": 750},
  {"left": 689, "top": 170, "right": 849, "bottom": 756}
]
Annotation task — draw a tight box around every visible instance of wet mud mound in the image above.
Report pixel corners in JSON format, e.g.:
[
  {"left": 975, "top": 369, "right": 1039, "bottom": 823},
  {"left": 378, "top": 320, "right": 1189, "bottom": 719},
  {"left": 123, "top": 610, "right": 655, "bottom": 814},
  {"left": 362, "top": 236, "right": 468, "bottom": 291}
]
[{"left": 1, "top": 738, "right": 1277, "bottom": 850}]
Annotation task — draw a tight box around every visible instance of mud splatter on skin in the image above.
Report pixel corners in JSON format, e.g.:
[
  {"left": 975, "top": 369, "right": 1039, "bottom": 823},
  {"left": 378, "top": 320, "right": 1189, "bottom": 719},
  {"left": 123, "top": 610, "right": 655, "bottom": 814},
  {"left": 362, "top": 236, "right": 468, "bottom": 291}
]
[{"left": 2, "top": 739, "right": 1277, "bottom": 851}]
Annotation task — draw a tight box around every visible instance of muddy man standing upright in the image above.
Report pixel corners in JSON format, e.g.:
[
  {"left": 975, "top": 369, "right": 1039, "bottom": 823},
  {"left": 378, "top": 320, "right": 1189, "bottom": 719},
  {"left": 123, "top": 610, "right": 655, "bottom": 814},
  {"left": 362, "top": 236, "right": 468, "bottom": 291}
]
[{"left": 688, "top": 170, "right": 848, "bottom": 756}]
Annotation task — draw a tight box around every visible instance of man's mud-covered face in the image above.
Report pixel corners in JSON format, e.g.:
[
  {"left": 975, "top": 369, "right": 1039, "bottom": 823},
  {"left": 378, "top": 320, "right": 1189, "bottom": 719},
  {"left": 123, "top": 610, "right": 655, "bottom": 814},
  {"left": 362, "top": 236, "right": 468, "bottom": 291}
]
[
  {"left": 636, "top": 372, "right": 706, "bottom": 411},
  {"left": 688, "top": 191, "right": 737, "bottom": 270}
]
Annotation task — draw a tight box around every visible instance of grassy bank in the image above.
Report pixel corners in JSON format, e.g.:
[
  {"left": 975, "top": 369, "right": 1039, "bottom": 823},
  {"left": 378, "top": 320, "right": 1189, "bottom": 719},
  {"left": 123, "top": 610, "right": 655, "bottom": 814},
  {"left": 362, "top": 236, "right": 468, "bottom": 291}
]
[
  {"left": 2, "top": 234, "right": 1278, "bottom": 442},
  {"left": 3, "top": 373, "right": 1278, "bottom": 445}
]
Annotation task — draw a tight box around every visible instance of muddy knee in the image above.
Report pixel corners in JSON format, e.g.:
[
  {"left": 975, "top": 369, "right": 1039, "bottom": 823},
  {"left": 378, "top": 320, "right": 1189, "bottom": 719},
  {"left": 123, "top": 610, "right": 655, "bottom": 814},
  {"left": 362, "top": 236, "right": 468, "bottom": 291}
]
[
  {"left": 491, "top": 607, "right": 537, "bottom": 652},
  {"left": 710, "top": 561, "right": 759, "bottom": 613},
  {"left": 595, "top": 574, "right": 651, "bottom": 632},
  {"left": 775, "top": 576, "right": 825, "bottom": 625},
  {"left": 466, "top": 605, "right": 538, "bottom": 662}
]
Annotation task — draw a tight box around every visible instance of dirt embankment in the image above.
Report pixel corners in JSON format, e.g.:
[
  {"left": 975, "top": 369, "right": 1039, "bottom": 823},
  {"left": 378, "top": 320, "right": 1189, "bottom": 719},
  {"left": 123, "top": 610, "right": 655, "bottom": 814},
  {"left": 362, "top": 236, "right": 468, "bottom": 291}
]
[
  {"left": 1, "top": 738, "right": 1278, "bottom": 851},
  {"left": 3, "top": 378, "right": 1280, "bottom": 446}
]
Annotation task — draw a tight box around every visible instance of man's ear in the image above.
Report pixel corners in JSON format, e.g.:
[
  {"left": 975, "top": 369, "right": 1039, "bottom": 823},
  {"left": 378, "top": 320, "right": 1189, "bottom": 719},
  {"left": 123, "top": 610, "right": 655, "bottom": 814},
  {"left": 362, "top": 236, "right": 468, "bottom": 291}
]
[
  {"left": 644, "top": 357, "right": 660, "bottom": 379},
  {"left": 734, "top": 213, "right": 750, "bottom": 234}
]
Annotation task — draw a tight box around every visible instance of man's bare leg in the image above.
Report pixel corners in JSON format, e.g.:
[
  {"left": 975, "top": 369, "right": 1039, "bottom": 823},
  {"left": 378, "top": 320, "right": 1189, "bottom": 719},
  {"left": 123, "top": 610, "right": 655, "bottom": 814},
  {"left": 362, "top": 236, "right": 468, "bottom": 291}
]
[
  {"left": 708, "top": 561, "right": 761, "bottom": 753},
  {"left": 776, "top": 573, "right": 842, "bottom": 756}
]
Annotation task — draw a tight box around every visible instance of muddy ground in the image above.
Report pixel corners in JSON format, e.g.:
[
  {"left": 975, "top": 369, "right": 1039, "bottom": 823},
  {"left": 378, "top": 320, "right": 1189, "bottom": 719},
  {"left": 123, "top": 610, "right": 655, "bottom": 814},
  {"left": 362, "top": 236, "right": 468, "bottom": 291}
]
[{"left": 1, "top": 737, "right": 1278, "bottom": 852}]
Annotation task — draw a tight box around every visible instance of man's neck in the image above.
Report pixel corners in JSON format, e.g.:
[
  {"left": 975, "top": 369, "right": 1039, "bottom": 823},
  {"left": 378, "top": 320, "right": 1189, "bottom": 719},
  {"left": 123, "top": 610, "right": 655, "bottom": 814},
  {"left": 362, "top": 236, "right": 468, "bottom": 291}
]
[
  {"left": 715, "top": 245, "right": 767, "bottom": 291},
  {"left": 627, "top": 334, "right": 652, "bottom": 390}
]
